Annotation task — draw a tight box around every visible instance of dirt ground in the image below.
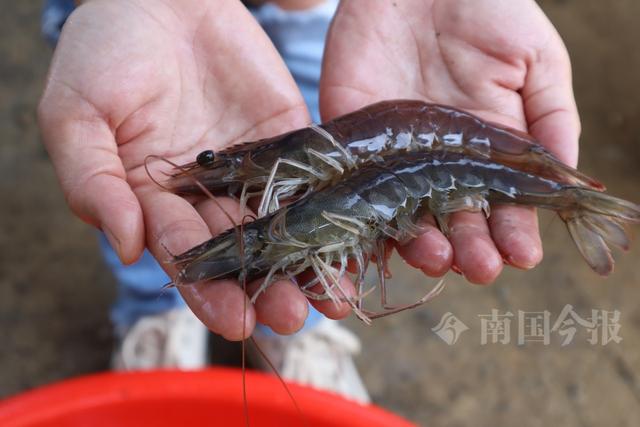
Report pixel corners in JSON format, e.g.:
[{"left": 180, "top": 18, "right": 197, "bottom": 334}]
[{"left": 1, "top": 0, "right": 639, "bottom": 425}]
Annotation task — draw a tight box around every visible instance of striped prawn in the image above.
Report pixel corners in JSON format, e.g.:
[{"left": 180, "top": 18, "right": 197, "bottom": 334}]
[
  {"left": 170, "top": 151, "right": 640, "bottom": 323},
  {"left": 168, "top": 100, "right": 604, "bottom": 217}
]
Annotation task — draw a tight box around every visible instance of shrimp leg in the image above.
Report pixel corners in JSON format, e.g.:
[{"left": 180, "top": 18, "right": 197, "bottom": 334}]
[
  {"left": 438, "top": 193, "right": 491, "bottom": 217},
  {"left": 259, "top": 158, "right": 328, "bottom": 217},
  {"left": 309, "top": 251, "right": 371, "bottom": 323},
  {"left": 364, "top": 279, "right": 446, "bottom": 319},
  {"left": 429, "top": 192, "right": 491, "bottom": 235},
  {"left": 258, "top": 126, "right": 355, "bottom": 216},
  {"left": 371, "top": 238, "right": 444, "bottom": 316}
]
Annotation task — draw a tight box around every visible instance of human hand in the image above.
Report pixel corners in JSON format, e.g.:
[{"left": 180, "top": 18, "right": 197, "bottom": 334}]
[
  {"left": 320, "top": 0, "right": 580, "bottom": 284},
  {"left": 38, "top": 0, "right": 350, "bottom": 340}
]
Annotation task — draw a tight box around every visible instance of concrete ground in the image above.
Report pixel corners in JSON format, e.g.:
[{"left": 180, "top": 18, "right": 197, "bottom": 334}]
[{"left": 1, "top": 0, "right": 638, "bottom": 425}]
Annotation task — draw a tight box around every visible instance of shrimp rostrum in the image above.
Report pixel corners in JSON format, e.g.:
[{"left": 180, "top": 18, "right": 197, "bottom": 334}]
[
  {"left": 168, "top": 100, "right": 604, "bottom": 217},
  {"left": 171, "top": 151, "right": 639, "bottom": 323}
]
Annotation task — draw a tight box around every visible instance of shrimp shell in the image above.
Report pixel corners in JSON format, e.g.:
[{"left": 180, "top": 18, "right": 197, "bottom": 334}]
[{"left": 168, "top": 100, "right": 603, "bottom": 216}]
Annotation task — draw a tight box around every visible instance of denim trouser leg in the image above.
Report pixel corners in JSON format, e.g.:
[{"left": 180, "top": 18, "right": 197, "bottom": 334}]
[{"left": 99, "top": 235, "right": 183, "bottom": 335}]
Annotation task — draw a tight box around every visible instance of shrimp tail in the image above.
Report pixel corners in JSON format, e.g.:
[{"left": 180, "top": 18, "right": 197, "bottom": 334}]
[
  {"left": 559, "top": 190, "right": 639, "bottom": 276},
  {"left": 496, "top": 188, "right": 640, "bottom": 276}
]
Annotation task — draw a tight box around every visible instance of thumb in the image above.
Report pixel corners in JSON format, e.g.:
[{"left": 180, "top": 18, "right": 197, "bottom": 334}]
[
  {"left": 522, "top": 38, "right": 581, "bottom": 168},
  {"left": 38, "top": 90, "right": 145, "bottom": 264}
]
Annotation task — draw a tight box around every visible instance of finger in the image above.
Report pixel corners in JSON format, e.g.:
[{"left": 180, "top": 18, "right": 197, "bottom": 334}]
[
  {"left": 137, "top": 186, "right": 255, "bottom": 341},
  {"left": 251, "top": 280, "right": 309, "bottom": 335},
  {"left": 396, "top": 221, "right": 453, "bottom": 277},
  {"left": 185, "top": 280, "right": 256, "bottom": 342},
  {"left": 448, "top": 212, "right": 503, "bottom": 284},
  {"left": 489, "top": 205, "right": 543, "bottom": 270},
  {"left": 38, "top": 103, "right": 145, "bottom": 264},
  {"left": 522, "top": 40, "right": 580, "bottom": 167}
]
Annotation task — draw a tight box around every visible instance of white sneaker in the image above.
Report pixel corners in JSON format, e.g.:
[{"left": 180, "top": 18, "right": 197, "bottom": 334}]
[
  {"left": 251, "top": 318, "right": 371, "bottom": 404},
  {"left": 112, "top": 308, "right": 208, "bottom": 371}
]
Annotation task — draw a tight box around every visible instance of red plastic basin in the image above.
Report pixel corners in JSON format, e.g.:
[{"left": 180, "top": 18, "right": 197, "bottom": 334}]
[{"left": 0, "top": 368, "right": 414, "bottom": 427}]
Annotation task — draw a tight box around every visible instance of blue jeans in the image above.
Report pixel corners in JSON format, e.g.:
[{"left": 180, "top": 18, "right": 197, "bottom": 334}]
[{"left": 43, "top": 0, "right": 337, "bottom": 332}]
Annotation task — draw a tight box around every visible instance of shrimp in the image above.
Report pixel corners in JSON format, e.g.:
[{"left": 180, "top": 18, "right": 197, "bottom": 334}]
[
  {"left": 170, "top": 151, "right": 639, "bottom": 323},
  {"left": 168, "top": 100, "right": 604, "bottom": 217}
]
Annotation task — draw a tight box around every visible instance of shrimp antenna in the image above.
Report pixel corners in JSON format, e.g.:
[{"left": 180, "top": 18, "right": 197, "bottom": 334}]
[
  {"left": 159, "top": 240, "right": 177, "bottom": 258},
  {"left": 144, "top": 154, "right": 240, "bottom": 229},
  {"left": 236, "top": 214, "right": 308, "bottom": 427},
  {"left": 238, "top": 197, "right": 306, "bottom": 426},
  {"left": 147, "top": 153, "right": 259, "bottom": 424},
  {"left": 540, "top": 210, "right": 560, "bottom": 241},
  {"left": 148, "top": 152, "right": 306, "bottom": 425},
  {"left": 239, "top": 214, "right": 250, "bottom": 427},
  {"left": 249, "top": 335, "right": 309, "bottom": 427},
  {"left": 144, "top": 155, "right": 174, "bottom": 192}
]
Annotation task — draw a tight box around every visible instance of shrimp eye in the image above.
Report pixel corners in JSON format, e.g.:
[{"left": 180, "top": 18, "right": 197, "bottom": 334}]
[{"left": 196, "top": 150, "right": 215, "bottom": 167}]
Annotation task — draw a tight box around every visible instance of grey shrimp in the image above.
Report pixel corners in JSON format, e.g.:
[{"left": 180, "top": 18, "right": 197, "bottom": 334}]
[{"left": 169, "top": 151, "right": 639, "bottom": 322}]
